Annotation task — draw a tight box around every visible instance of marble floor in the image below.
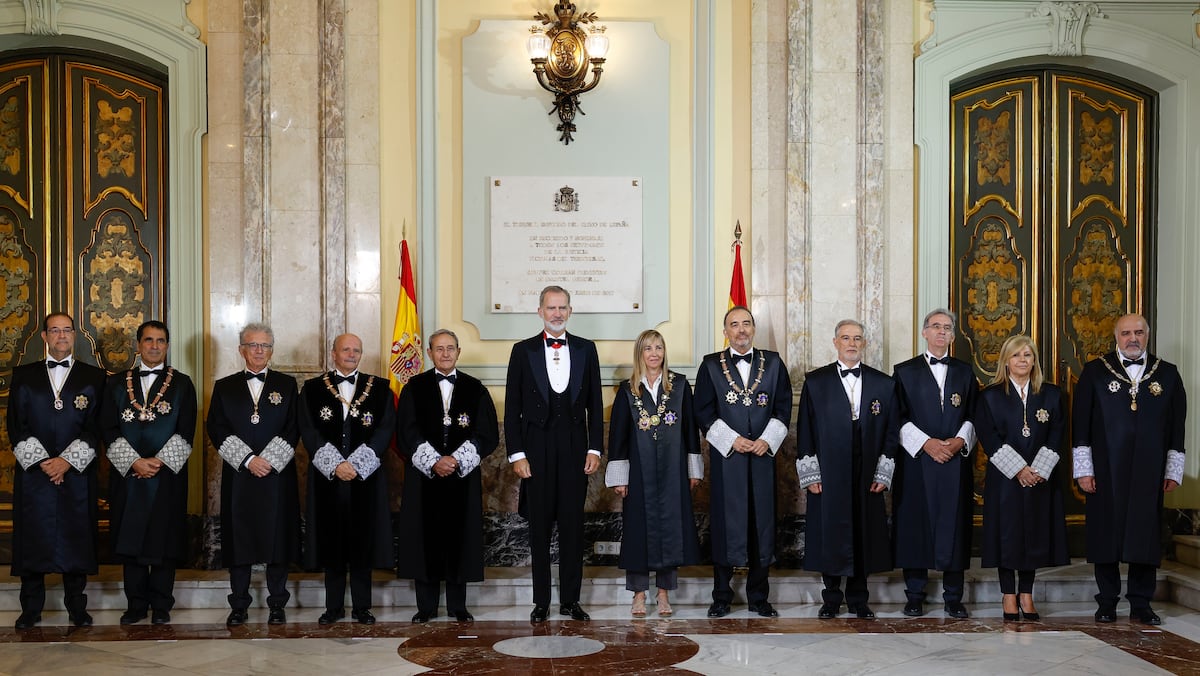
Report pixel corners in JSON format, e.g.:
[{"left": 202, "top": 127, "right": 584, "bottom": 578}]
[{"left": 3, "top": 601, "right": 1200, "bottom": 674}]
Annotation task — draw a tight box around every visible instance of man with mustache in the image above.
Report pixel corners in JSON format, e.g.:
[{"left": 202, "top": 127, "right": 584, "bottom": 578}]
[{"left": 1073, "top": 313, "right": 1187, "bottom": 626}]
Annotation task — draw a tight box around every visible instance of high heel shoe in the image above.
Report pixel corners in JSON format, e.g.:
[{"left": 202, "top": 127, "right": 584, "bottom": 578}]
[
  {"left": 631, "top": 592, "right": 647, "bottom": 617},
  {"left": 656, "top": 591, "right": 673, "bottom": 617},
  {"left": 1002, "top": 594, "right": 1020, "bottom": 622},
  {"left": 1018, "top": 594, "right": 1040, "bottom": 621}
]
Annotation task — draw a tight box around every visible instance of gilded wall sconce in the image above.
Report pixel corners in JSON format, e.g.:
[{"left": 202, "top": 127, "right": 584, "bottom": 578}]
[{"left": 525, "top": 2, "right": 609, "bottom": 145}]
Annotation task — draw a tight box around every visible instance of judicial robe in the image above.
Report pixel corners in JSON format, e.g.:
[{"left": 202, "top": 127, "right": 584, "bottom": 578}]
[
  {"left": 102, "top": 367, "right": 198, "bottom": 564},
  {"left": 395, "top": 368, "right": 498, "bottom": 583},
  {"left": 6, "top": 359, "right": 107, "bottom": 576},
  {"left": 206, "top": 369, "right": 301, "bottom": 568},
  {"left": 608, "top": 373, "right": 702, "bottom": 572},
  {"left": 299, "top": 371, "right": 395, "bottom": 570},
  {"left": 1073, "top": 352, "right": 1187, "bottom": 566},
  {"left": 693, "top": 349, "right": 792, "bottom": 568},
  {"left": 891, "top": 355, "right": 978, "bottom": 571},
  {"left": 977, "top": 382, "right": 1068, "bottom": 571},
  {"left": 797, "top": 363, "right": 898, "bottom": 577}
]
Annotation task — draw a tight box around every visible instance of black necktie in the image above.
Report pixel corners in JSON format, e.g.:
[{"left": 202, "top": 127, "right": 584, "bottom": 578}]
[
  {"left": 436, "top": 372, "right": 456, "bottom": 384},
  {"left": 730, "top": 352, "right": 752, "bottom": 364},
  {"left": 841, "top": 367, "right": 861, "bottom": 378},
  {"left": 244, "top": 371, "right": 266, "bottom": 381},
  {"left": 928, "top": 356, "right": 950, "bottom": 366},
  {"left": 331, "top": 373, "right": 356, "bottom": 385},
  {"left": 1122, "top": 357, "right": 1144, "bottom": 368},
  {"left": 140, "top": 369, "right": 161, "bottom": 378},
  {"left": 47, "top": 360, "right": 69, "bottom": 368},
  {"left": 545, "top": 337, "right": 565, "bottom": 349}
]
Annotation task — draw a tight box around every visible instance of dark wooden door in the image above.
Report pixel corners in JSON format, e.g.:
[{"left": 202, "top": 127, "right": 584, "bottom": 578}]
[
  {"left": 949, "top": 68, "right": 1155, "bottom": 555},
  {"left": 0, "top": 51, "right": 168, "bottom": 561}
]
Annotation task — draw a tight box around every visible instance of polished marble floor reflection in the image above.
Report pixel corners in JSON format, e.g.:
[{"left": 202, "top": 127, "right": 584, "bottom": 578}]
[{"left": 3, "top": 601, "right": 1200, "bottom": 674}]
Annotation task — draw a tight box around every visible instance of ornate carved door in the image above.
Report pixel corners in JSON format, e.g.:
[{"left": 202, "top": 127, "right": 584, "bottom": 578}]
[
  {"left": 0, "top": 51, "right": 168, "bottom": 561},
  {"left": 949, "top": 68, "right": 1155, "bottom": 554}
]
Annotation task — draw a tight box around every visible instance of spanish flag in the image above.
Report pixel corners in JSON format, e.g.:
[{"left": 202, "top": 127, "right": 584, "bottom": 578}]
[
  {"left": 388, "top": 239, "right": 422, "bottom": 401},
  {"left": 729, "top": 238, "right": 747, "bottom": 309}
]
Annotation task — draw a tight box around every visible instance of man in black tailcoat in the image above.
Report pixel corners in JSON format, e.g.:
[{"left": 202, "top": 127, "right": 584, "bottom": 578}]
[
  {"left": 103, "top": 320, "right": 198, "bottom": 626},
  {"left": 693, "top": 306, "right": 792, "bottom": 619},
  {"left": 797, "top": 319, "right": 898, "bottom": 619},
  {"left": 207, "top": 322, "right": 300, "bottom": 626},
  {"left": 504, "top": 285, "right": 603, "bottom": 623},
  {"left": 299, "top": 333, "right": 395, "bottom": 626},
  {"left": 891, "top": 309, "right": 978, "bottom": 618},
  {"left": 6, "top": 312, "right": 107, "bottom": 629},
  {"left": 396, "top": 329, "right": 498, "bottom": 623},
  {"left": 1074, "top": 313, "right": 1187, "bottom": 626}
]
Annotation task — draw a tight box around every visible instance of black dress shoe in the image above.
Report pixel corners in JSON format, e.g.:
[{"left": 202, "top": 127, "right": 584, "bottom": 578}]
[
  {"left": 226, "top": 609, "right": 248, "bottom": 626},
  {"left": 120, "top": 609, "right": 147, "bottom": 625},
  {"left": 14, "top": 612, "right": 41, "bottom": 630},
  {"left": 707, "top": 601, "right": 731, "bottom": 618},
  {"left": 319, "top": 609, "right": 345, "bottom": 625},
  {"left": 411, "top": 612, "right": 432, "bottom": 624},
  {"left": 848, "top": 604, "right": 876, "bottom": 619},
  {"left": 560, "top": 603, "right": 590, "bottom": 621},
  {"left": 903, "top": 600, "right": 924, "bottom": 617},
  {"left": 1094, "top": 606, "right": 1117, "bottom": 623},
  {"left": 530, "top": 605, "right": 549, "bottom": 623},
  {"left": 1003, "top": 611, "right": 1021, "bottom": 621},
  {"left": 351, "top": 609, "right": 376, "bottom": 625},
  {"left": 151, "top": 609, "right": 171, "bottom": 625},
  {"left": 268, "top": 608, "right": 286, "bottom": 625},
  {"left": 1019, "top": 608, "right": 1040, "bottom": 621},
  {"left": 453, "top": 610, "right": 475, "bottom": 622},
  {"left": 944, "top": 602, "right": 969, "bottom": 619},
  {"left": 1131, "top": 607, "right": 1162, "bottom": 625},
  {"left": 69, "top": 610, "right": 93, "bottom": 628},
  {"left": 818, "top": 603, "right": 839, "bottom": 619},
  {"left": 748, "top": 601, "right": 779, "bottom": 618}
]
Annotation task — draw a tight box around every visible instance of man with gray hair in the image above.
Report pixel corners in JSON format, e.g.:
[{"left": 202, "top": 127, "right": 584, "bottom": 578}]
[
  {"left": 891, "top": 309, "right": 978, "bottom": 618},
  {"left": 797, "top": 319, "right": 899, "bottom": 619},
  {"left": 206, "top": 323, "right": 300, "bottom": 626}
]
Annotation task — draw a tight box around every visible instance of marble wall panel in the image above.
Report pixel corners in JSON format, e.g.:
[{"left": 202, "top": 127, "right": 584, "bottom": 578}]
[
  {"left": 345, "top": 164, "right": 381, "bottom": 294},
  {"left": 270, "top": 0, "right": 320, "bottom": 54},
  {"left": 344, "top": 34, "right": 380, "bottom": 166},
  {"left": 268, "top": 209, "right": 325, "bottom": 364}
]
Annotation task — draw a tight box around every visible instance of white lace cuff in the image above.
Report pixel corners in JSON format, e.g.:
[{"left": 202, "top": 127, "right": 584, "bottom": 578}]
[
  {"left": 873, "top": 455, "right": 896, "bottom": 488},
  {"left": 990, "top": 444, "right": 1027, "bottom": 480},
  {"left": 453, "top": 440, "right": 480, "bottom": 476},
  {"left": 218, "top": 436, "right": 253, "bottom": 469},
  {"left": 1072, "top": 445, "right": 1094, "bottom": 479},
  {"left": 705, "top": 419, "right": 738, "bottom": 458},
  {"left": 761, "top": 418, "right": 788, "bottom": 456},
  {"left": 1167, "top": 449, "right": 1185, "bottom": 485},
  {"left": 797, "top": 454, "right": 821, "bottom": 488},
  {"left": 957, "top": 421, "right": 977, "bottom": 456},
  {"left": 347, "top": 444, "right": 381, "bottom": 479},
  {"left": 688, "top": 453, "right": 704, "bottom": 480},
  {"left": 1030, "top": 446, "right": 1059, "bottom": 479},
  {"left": 155, "top": 434, "right": 192, "bottom": 473},
  {"left": 899, "top": 422, "right": 930, "bottom": 458},
  {"left": 14, "top": 437, "right": 50, "bottom": 470},
  {"left": 605, "top": 458, "right": 630, "bottom": 487},
  {"left": 412, "top": 442, "right": 440, "bottom": 478},
  {"left": 259, "top": 436, "right": 295, "bottom": 471},
  {"left": 60, "top": 439, "right": 96, "bottom": 472},
  {"left": 106, "top": 437, "right": 140, "bottom": 476},
  {"left": 312, "top": 443, "right": 343, "bottom": 479}
]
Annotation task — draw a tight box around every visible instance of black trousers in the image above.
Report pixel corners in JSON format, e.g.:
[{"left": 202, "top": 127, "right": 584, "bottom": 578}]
[
  {"left": 324, "top": 563, "right": 373, "bottom": 612},
  {"left": 822, "top": 574, "right": 869, "bottom": 607},
  {"left": 904, "top": 568, "right": 965, "bottom": 603},
  {"left": 229, "top": 563, "right": 291, "bottom": 610},
  {"left": 415, "top": 579, "right": 467, "bottom": 616},
  {"left": 123, "top": 563, "right": 176, "bottom": 612},
  {"left": 20, "top": 572, "right": 87, "bottom": 615},
  {"left": 1095, "top": 561, "right": 1158, "bottom": 609},
  {"left": 527, "top": 397, "right": 585, "bottom": 607},
  {"left": 998, "top": 567, "right": 1036, "bottom": 594},
  {"left": 712, "top": 452, "right": 770, "bottom": 605}
]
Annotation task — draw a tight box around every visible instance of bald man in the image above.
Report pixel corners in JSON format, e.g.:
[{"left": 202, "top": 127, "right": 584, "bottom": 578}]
[{"left": 1073, "top": 314, "right": 1187, "bottom": 626}]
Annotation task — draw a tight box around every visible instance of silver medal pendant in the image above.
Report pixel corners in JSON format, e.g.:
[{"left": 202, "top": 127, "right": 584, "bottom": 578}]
[
  {"left": 349, "top": 407, "right": 360, "bottom": 418},
  {"left": 54, "top": 398, "right": 64, "bottom": 410},
  {"left": 1022, "top": 425, "right": 1031, "bottom": 438},
  {"left": 443, "top": 414, "right": 452, "bottom": 426},
  {"left": 250, "top": 413, "right": 261, "bottom": 424}
]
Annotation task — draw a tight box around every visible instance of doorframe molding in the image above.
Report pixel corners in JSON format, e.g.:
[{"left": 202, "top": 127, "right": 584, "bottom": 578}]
[
  {"left": 0, "top": 0, "right": 206, "bottom": 382},
  {"left": 916, "top": 1, "right": 1200, "bottom": 494}
]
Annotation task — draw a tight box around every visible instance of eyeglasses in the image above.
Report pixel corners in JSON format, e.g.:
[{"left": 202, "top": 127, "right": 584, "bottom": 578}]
[
  {"left": 241, "top": 342, "right": 274, "bottom": 351},
  {"left": 926, "top": 323, "right": 954, "bottom": 332},
  {"left": 46, "top": 327, "right": 75, "bottom": 335}
]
